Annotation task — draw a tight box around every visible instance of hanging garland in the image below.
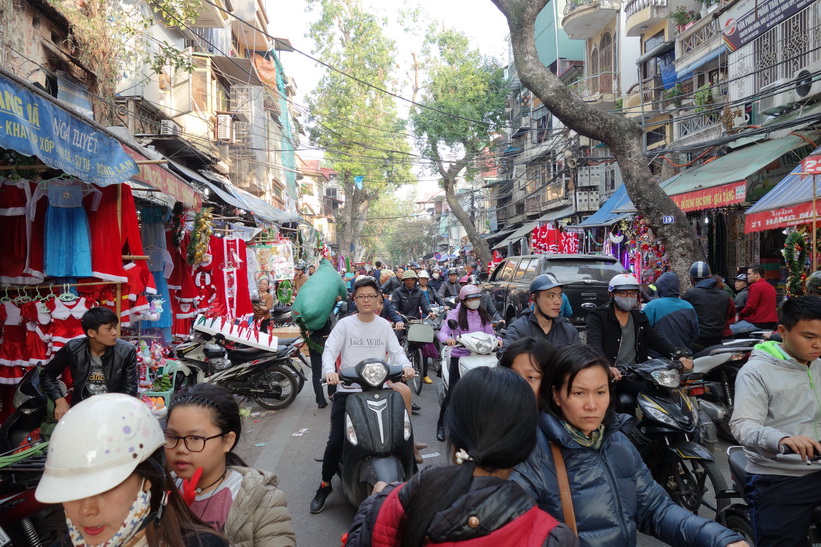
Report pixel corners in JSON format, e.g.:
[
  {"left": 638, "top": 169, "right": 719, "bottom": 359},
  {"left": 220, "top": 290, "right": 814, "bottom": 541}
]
[
  {"left": 171, "top": 202, "right": 186, "bottom": 249},
  {"left": 276, "top": 280, "right": 293, "bottom": 304},
  {"left": 188, "top": 208, "right": 214, "bottom": 266},
  {"left": 782, "top": 230, "right": 808, "bottom": 297}
]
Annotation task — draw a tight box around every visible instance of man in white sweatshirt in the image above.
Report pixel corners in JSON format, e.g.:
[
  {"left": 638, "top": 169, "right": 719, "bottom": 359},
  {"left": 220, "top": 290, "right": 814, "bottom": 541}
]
[{"left": 310, "top": 276, "right": 414, "bottom": 514}]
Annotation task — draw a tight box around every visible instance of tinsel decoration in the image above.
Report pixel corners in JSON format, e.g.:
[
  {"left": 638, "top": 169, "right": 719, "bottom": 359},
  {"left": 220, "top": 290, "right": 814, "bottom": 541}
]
[
  {"left": 187, "top": 208, "right": 214, "bottom": 266},
  {"left": 171, "top": 202, "right": 186, "bottom": 249},
  {"left": 277, "top": 280, "right": 293, "bottom": 305},
  {"left": 782, "top": 230, "right": 808, "bottom": 297}
]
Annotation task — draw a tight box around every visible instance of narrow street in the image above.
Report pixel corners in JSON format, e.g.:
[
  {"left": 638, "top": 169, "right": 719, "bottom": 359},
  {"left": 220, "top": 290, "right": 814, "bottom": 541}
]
[{"left": 235, "top": 366, "right": 732, "bottom": 546}]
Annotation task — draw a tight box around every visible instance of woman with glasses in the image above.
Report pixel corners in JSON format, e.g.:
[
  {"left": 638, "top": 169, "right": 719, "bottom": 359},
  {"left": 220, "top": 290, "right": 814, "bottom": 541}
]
[
  {"left": 586, "top": 274, "right": 693, "bottom": 378},
  {"left": 164, "top": 384, "right": 296, "bottom": 546}
]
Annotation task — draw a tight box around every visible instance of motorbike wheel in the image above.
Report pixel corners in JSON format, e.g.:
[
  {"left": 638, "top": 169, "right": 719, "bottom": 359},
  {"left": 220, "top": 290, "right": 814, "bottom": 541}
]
[
  {"left": 410, "top": 347, "right": 424, "bottom": 395},
  {"left": 724, "top": 513, "right": 755, "bottom": 545},
  {"left": 662, "top": 459, "right": 729, "bottom": 517},
  {"left": 249, "top": 365, "right": 298, "bottom": 410}
]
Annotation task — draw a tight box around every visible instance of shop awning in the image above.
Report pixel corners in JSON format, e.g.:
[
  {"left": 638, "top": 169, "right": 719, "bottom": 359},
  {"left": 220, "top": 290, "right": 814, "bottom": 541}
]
[
  {"left": 492, "top": 220, "right": 539, "bottom": 250},
  {"left": 122, "top": 147, "right": 203, "bottom": 208},
  {"left": 662, "top": 136, "right": 807, "bottom": 211},
  {"left": 538, "top": 205, "right": 575, "bottom": 223},
  {"left": 613, "top": 175, "right": 682, "bottom": 214},
  {"left": 744, "top": 144, "right": 821, "bottom": 232},
  {"left": 200, "top": 170, "right": 296, "bottom": 224},
  {"left": 210, "top": 55, "right": 263, "bottom": 88},
  {"left": 0, "top": 70, "right": 138, "bottom": 185},
  {"left": 578, "top": 185, "right": 632, "bottom": 226},
  {"left": 675, "top": 46, "right": 726, "bottom": 83}
]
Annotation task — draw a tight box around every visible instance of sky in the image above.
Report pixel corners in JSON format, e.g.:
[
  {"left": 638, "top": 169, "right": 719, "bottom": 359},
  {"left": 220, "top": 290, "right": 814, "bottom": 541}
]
[{"left": 265, "top": 0, "right": 511, "bottom": 199}]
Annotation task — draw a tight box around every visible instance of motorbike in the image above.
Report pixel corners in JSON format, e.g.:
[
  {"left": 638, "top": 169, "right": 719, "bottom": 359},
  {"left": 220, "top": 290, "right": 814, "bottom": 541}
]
[
  {"left": 270, "top": 304, "right": 292, "bottom": 327},
  {"left": 335, "top": 359, "right": 415, "bottom": 507},
  {"left": 618, "top": 359, "right": 728, "bottom": 518},
  {"left": 683, "top": 339, "right": 756, "bottom": 443},
  {"left": 171, "top": 332, "right": 307, "bottom": 410},
  {"left": 437, "top": 320, "right": 499, "bottom": 407},
  {"left": 0, "top": 369, "right": 63, "bottom": 546},
  {"left": 717, "top": 445, "right": 821, "bottom": 544}
]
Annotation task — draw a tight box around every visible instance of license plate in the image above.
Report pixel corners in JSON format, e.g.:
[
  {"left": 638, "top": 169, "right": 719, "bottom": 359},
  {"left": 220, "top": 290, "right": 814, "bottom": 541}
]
[{"left": 0, "top": 525, "right": 11, "bottom": 546}]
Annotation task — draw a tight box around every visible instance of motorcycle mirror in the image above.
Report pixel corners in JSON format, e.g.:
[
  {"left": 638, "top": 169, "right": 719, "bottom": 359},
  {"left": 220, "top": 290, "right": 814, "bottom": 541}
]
[
  {"left": 447, "top": 319, "right": 458, "bottom": 330},
  {"left": 338, "top": 301, "right": 348, "bottom": 314}
]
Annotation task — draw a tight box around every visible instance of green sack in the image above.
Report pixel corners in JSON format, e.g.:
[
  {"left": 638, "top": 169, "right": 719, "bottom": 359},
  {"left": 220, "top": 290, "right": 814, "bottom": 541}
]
[
  {"left": 291, "top": 259, "right": 348, "bottom": 332},
  {"left": 40, "top": 396, "right": 57, "bottom": 441}
]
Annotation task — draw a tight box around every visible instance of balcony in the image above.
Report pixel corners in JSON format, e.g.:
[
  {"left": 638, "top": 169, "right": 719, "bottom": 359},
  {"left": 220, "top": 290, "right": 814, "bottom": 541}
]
[
  {"left": 567, "top": 71, "right": 620, "bottom": 109},
  {"left": 624, "top": 0, "right": 668, "bottom": 37},
  {"left": 621, "top": 75, "right": 663, "bottom": 119},
  {"left": 562, "top": 0, "right": 620, "bottom": 40},
  {"left": 675, "top": 110, "right": 721, "bottom": 140}
]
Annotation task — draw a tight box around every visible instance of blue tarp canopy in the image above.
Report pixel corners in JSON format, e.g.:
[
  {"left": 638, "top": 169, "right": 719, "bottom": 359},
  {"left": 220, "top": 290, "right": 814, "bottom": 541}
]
[
  {"left": 747, "top": 144, "right": 821, "bottom": 213},
  {"left": 578, "top": 185, "right": 632, "bottom": 227}
]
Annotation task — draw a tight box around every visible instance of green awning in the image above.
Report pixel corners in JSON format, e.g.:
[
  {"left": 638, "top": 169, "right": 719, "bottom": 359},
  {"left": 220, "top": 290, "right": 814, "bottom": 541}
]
[{"left": 662, "top": 135, "right": 806, "bottom": 198}]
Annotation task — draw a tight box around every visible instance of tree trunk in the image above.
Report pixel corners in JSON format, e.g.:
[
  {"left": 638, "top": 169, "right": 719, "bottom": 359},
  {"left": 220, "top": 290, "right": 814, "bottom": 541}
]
[
  {"left": 490, "top": 0, "right": 701, "bottom": 283},
  {"left": 334, "top": 176, "right": 369, "bottom": 265}
]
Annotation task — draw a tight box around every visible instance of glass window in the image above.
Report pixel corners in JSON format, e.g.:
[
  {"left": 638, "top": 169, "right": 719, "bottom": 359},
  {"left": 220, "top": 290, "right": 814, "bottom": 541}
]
[
  {"left": 516, "top": 258, "right": 539, "bottom": 281},
  {"left": 497, "top": 260, "right": 517, "bottom": 282},
  {"left": 545, "top": 260, "right": 626, "bottom": 283}
]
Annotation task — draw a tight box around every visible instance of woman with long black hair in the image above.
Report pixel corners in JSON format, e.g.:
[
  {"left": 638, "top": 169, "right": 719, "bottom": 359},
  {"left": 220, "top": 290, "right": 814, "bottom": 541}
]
[{"left": 344, "top": 366, "right": 577, "bottom": 546}]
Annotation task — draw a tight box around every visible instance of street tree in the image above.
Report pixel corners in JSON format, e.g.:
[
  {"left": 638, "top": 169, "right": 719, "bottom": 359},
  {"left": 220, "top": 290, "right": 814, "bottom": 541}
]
[
  {"left": 410, "top": 28, "right": 507, "bottom": 267},
  {"left": 305, "top": 0, "right": 413, "bottom": 262},
  {"left": 490, "top": 0, "right": 700, "bottom": 281}
]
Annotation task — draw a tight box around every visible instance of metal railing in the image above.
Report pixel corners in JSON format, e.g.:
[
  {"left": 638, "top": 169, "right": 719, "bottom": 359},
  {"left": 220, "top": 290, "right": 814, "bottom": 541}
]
[
  {"left": 564, "top": 0, "right": 619, "bottom": 17},
  {"left": 567, "top": 71, "right": 620, "bottom": 99},
  {"left": 678, "top": 19, "right": 720, "bottom": 57},
  {"left": 676, "top": 111, "right": 720, "bottom": 139},
  {"left": 625, "top": 0, "right": 666, "bottom": 18}
]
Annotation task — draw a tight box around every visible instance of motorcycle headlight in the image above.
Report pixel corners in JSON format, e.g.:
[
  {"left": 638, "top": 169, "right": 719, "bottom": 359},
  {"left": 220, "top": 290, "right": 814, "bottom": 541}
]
[
  {"left": 345, "top": 413, "right": 358, "bottom": 445},
  {"left": 360, "top": 362, "right": 388, "bottom": 387},
  {"left": 475, "top": 339, "right": 494, "bottom": 354},
  {"left": 403, "top": 409, "right": 412, "bottom": 441},
  {"left": 641, "top": 400, "right": 680, "bottom": 429},
  {"left": 650, "top": 369, "right": 680, "bottom": 388}
]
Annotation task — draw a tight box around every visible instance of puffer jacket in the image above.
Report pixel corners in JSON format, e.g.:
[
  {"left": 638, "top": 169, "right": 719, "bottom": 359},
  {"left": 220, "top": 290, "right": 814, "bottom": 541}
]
[
  {"left": 682, "top": 278, "right": 735, "bottom": 339},
  {"left": 642, "top": 272, "right": 700, "bottom": 358},
  {"left": 586, "top": 304, "right": 677, "bottom": 366},
  {"left": 390, "top": 285, "right": 432, "bottom": 319},
  {"left": 730, "top": 341, "right": 821, "bottom": 477},
  {"left": 224, "top": 466, "right": 295, "bottom": 547},
  {"left": 41, "top": 337, "right": 137, "bottom": 403},
  {"left": 438, "top": 304, "right": 499, "bottom": 358},
  {"left": 344, "top": 469, "right": 578, "bottom": 547},
  {"left": 502, "top": 309, "right": 581, "bottom": 356},
  {"left": 511, "top": 413, "right": 744, "bottom": 547}
]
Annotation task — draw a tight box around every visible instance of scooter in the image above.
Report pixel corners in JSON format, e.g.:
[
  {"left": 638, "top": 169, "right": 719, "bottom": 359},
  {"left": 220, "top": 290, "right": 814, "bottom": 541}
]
[
  {"left": 618, "top": 359, "right": 728, "bottom": 518},
  {"left": 171, "top": 333, "right": 306, "bottom": 410},
  {"left": 437, "top": 320, "right": 499, "bottom": 407},
  {"left": 336, "top": 359, "right": 415, "bottom": 507}
]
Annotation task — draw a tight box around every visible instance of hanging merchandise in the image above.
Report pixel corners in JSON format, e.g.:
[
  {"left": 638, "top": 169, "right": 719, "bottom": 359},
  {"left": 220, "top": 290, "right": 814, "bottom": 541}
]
[
  {"left": 783, "top": 230, "right": 808, "bottom": 297},
  {"left": 276, "top": 280, "right": 293, "bottom": 305},
  {"left": 170, "top": 202, "right": 186, "bottom": 249},
  {"left": 208, "top": 236, "right": 252, "bottom": 319},
  {"left": 0, "top": 177, "right": 45, "bottom": 284},
  {"left": 188, "top": 208, "right": 214, "bottom": 267},
  {"left": 252, "top": 241, "right": 295, "bottom": 281},
  {"left": 87, "top": 186, "right": 128, "bottom": 283},
  {"left": 31, "top": 179, "right": 101, "bottom": 278}
]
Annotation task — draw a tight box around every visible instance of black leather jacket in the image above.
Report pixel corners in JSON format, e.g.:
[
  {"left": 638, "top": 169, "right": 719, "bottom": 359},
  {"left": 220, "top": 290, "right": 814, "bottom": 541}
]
[
  {"left": 390, "top": 285, "right": 432, "bottom": 319},
  {"left": 41, "top": 338, "right": 138, "bottom": 403},
  {"left": 438, "top": 280, "right": 461, "bottom": 298},
  {"left": 586, "top": 304, "right": 676, "bottom": 366}
]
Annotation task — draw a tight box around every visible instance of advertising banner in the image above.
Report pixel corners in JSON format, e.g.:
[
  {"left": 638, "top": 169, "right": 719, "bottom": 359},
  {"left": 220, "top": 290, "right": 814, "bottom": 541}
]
[
  {"left": 0, "top": 74, "right": 138, "bottom": 185},
  {"left": 745, "top": 201, "right": 817, "bottom": 233},
  {"left": 670, "top": 181, "right": 747, "bottom": 212},
  {"left": 719, "top": 0, "right": 814, "bottom": 52},
  {"left": 801, "top": 154, "right": 821, "bottom": 176},
  {"left": 124, "top": 147, "right": 202, "bottom": 208}
]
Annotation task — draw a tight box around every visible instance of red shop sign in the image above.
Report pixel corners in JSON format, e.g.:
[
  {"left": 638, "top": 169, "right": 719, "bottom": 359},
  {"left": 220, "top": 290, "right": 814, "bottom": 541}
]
[
  {"left": 123, "top": 146, "right": 202, "bottom": 209},
  {"left": 670, "top": 181, "right": 747, "bottom": 212},
  {"left": 801, "top": 155, "right": 821, "bottom": 175}
]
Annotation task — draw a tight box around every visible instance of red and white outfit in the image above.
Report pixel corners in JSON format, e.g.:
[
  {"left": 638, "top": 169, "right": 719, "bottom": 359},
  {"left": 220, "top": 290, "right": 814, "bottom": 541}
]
[
  {"left": 0, "top": 179, "right": 43, "bottom": 284},
  {"left": 172, "top": 300, "right": 197, "bottom": 339},
  {"left": 21, "top": 301, "right": 51, "bottom": 367},
  {"left": 208, "top": 236, "right": 252, "bottom": 319},
  {"left": 47, "top": 297, "right": 90, "bottom": 353},
  {"left": 87, "top": 185, "right": 128, "bottom": 283},
  {"left": 0, "top": 301, "right": 27, "bottom": 372}
]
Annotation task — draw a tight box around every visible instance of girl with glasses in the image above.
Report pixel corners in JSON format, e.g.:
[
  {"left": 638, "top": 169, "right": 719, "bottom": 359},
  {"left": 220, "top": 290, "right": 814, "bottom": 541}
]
[{"left": 164, "top": 384, "right": 295, "bottom": 546}]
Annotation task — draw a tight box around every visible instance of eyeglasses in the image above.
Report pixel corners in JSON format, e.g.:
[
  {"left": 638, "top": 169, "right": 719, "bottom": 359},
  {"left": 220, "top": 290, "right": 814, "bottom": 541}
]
[
  {"left": 163, "top": 432, "right": 225, "bottom": 452},
  {"left": 355, "top": 294, "right": 379, "bottom": 301},
  {"left": 613, "top": 290, "right": 639, "bottom": 297}
]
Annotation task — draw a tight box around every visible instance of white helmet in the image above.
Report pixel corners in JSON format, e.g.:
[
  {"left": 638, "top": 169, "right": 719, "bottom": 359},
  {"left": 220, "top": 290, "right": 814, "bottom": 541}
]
[
  {"left": 35, "top": 394, "right": 165, "bottom": 504},
  {"left": 609, "top": 274, "right": 640, "bottom": 292},
  {"left": 418, "top": 270, "right": 430, "bottom": 279}
]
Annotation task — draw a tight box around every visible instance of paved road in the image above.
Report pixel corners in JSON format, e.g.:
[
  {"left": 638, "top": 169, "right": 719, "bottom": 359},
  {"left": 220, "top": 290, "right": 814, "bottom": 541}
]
[{"left": 234, "top": 366, "right": 734, "bottom": 546}]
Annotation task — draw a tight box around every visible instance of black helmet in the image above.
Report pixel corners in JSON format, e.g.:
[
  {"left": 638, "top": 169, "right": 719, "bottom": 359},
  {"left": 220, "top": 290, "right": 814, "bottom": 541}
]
[
  {"left": 689, "top": 261, "right": 711, "bottom": 280},
  {"left": 529, "top": 273, "right": 563, "bottom": 295},
  {"left": 807, "top": 271, "right": 821, "bottom": 295}
]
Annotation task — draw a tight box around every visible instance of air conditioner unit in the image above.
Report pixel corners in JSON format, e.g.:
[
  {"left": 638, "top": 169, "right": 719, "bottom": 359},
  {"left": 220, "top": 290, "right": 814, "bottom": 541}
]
[
  {"left": 216, "top": 114, "right": 233, "bottom": 142},
  {"left": 758, "top": 79, "right": 795, "bottom": 115},
  {"left": 794, "top": 60, "right": 821, "bottom": 103},
  {"left": 159, "top": 120, "right": 180, "bottom": 136}
]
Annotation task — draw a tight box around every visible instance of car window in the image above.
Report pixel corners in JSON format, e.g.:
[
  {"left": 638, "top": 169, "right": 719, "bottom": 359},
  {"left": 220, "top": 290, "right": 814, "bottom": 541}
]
[
  {"left": 498, "top": 260, "right": 517, "bottom": 282},
  {"left": 544, "top": 260, "right": 627, "bottom": 283},
  {"left": 514, "top": 258, "right": 538, "bottom": 281}
]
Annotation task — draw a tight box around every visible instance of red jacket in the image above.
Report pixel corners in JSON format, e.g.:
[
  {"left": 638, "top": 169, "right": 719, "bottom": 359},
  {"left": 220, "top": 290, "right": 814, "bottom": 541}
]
[{"left": 738, "top": 278, "right": 778, "bottom": 325}]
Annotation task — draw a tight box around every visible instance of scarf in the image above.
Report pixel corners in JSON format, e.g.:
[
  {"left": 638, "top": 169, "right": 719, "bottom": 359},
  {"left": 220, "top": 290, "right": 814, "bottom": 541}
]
[
  {"left": 67, "top": 482, "right": 151, "bottom": 547},
  {"left": 561, "top": 419, "right": 605, "bottom": 450}
]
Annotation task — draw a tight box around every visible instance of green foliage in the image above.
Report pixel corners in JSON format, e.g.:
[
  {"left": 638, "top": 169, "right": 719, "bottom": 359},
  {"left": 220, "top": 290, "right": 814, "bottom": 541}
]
[
  {"left": 411, "top": 27, "right": 507, "bottom": 169},
  {"left": 359, "top": 194, "right": 437, "bottom": 263},
  {"left": 663, "top": 83, "right": 684, "bottom": 108},
  {"left": 694, "top": 83, "right": 713, "bottom": 113}
]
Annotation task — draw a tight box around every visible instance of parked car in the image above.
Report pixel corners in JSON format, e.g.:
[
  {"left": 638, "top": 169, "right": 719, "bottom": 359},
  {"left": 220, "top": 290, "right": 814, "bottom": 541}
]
[{"left": 487, "top": 254, "right": 628, "bottom": 329}]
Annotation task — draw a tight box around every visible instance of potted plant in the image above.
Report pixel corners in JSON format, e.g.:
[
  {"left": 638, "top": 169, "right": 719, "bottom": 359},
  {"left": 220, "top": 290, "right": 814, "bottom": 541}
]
[
  {"left": 694, "top": 83, "right": 713, "bottom": 113},
  {"left": 663, "top": 83, "right": 685, "bottom": 108},
  {"left": 672, "top": 6, "right": 690, "bottom": 28}
]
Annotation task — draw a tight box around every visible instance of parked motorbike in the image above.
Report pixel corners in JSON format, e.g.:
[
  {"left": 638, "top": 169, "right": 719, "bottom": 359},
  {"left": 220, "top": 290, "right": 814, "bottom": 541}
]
[
  {"left": 335, "top": 359, "right": 415, "bottom": 507},
  {"left": 683, "top": 339, "right": 756, "bottom": 443},
  {"left": 618, "top": 359, "right": 728, "bottom": 517},
  {"left": 437, "top": 320, "right": 499, "bottom": 407},
  {"left": 270, "top": 303, "right": 292, "bottom": 327},
  {"left": 171, "top": 333, "right": 306, "bottom": 410}
]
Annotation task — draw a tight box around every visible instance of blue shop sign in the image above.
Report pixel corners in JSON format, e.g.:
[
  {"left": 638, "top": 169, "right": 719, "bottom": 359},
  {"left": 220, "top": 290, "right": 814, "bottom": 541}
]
[{"left": 0, "top": 75, "right": 138, "bottom": 185}]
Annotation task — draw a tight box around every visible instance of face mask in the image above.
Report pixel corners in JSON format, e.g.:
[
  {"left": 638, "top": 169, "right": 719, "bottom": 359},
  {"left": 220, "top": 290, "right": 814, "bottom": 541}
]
[
  {"left": 68, "top": 480, "right": 152, "bottom": 547},
  {"left": 464, "top": 299, "right": 481, "bottom": 310},
  {"left": 433, "top": 273, "right": 440, "bottom": 279},
  {"left": 614, "top": 296, "right": 637, "bottom": 312}
]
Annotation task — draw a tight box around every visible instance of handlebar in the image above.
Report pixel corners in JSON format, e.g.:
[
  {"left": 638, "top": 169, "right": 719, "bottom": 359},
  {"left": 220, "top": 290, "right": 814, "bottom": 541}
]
[{"left": 780, "top": 443, "right": 821, "bottom": 462}]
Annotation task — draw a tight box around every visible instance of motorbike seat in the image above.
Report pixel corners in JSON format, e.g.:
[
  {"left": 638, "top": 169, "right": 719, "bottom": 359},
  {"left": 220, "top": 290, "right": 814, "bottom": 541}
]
[
  {"left": 277, "top": 336, "right": 301, "bottom": 346},
  {"left": 228, "top": 347, "right": 275, "bottom": 365},
  {"left": 728, "top": 448, "right": 749, "bottom": 485}
]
